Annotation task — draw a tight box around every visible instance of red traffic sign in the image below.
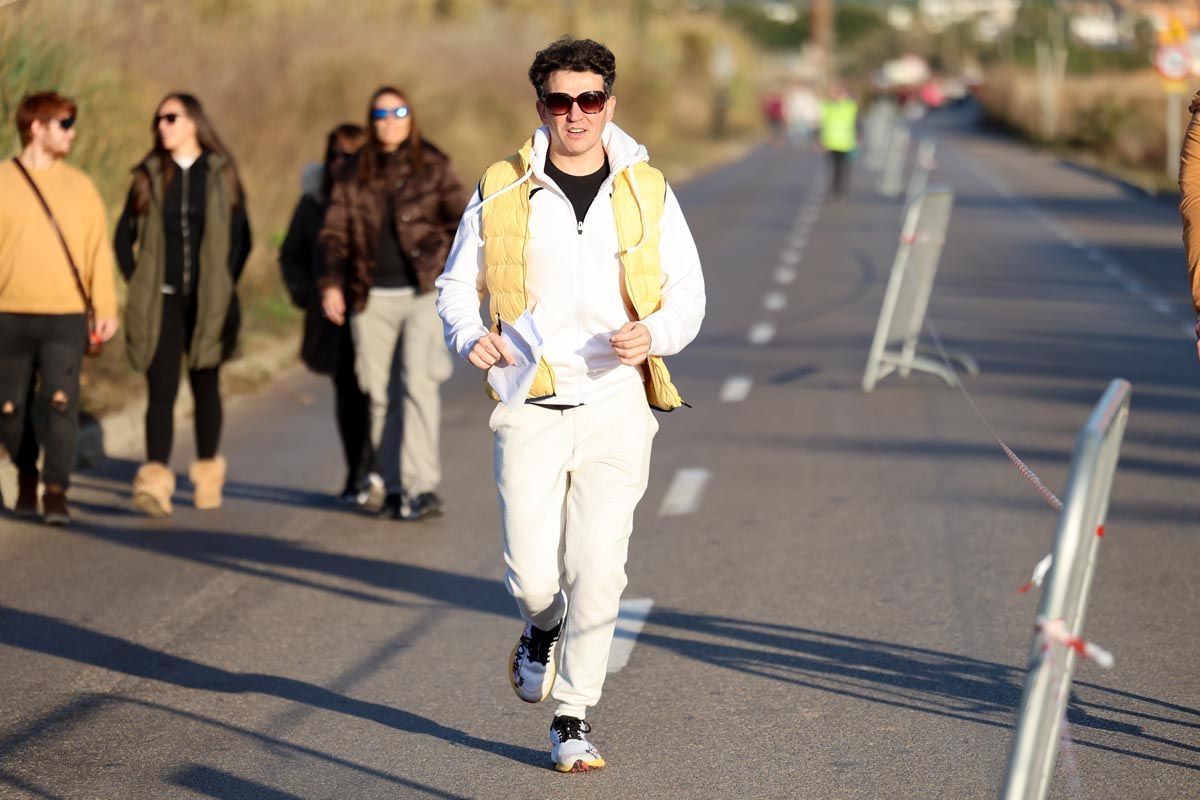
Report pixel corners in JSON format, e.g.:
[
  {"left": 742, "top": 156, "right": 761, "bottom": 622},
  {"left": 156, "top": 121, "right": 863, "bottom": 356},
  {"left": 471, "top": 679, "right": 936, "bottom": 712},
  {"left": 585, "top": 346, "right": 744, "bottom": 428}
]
[{"left": 1155, "top": 44, "right": 1192, "bottom": 81}]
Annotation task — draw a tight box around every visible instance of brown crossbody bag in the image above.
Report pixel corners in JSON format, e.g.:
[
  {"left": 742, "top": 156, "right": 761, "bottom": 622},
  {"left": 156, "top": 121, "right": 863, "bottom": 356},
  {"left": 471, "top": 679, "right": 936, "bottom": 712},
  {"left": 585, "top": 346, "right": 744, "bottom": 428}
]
[{"left": 12, "top": 157, "right": 103, "bottom": 357}]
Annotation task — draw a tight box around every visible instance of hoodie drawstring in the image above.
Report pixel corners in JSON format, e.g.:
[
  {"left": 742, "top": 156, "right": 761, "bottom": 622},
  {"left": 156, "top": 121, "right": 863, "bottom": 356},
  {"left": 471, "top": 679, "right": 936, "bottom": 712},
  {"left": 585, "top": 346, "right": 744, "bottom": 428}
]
[{"left": 461, "top": 161, "right": 534, "bottom": 245}]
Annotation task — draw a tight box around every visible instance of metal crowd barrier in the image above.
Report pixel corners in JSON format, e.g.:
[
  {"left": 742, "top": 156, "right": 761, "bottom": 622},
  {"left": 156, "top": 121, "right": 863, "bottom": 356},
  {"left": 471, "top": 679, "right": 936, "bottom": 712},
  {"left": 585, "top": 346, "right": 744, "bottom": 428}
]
[
  {"left": 862, "top": 186, "right": 978, "bottom": 392},
  {"left": 904, "top": 139, "right": 937, "bottom": 212},
  {"left": 1000, "top": 378, "right": 1132, "bottom": 800},
  {"left": 863, "top": 103, "right": 896, "bottom": 173},
  {"left": 878, "top": 123, "right": 910, "bottom": 197}
]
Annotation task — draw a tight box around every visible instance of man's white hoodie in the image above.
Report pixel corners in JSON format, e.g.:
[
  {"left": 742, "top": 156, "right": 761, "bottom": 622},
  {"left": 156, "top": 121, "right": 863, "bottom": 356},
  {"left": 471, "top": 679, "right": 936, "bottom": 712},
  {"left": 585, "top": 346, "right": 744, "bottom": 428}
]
[{"left": 435, "top": 123, "right": 706, "bottom": 407}]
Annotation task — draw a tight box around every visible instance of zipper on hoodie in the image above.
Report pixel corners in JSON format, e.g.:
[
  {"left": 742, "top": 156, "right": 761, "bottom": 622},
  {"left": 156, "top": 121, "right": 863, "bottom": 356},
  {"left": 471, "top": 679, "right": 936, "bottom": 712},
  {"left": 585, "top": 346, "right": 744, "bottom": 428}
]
[{"left": 180, "top": 166, "right": 192, "bottom": 294}]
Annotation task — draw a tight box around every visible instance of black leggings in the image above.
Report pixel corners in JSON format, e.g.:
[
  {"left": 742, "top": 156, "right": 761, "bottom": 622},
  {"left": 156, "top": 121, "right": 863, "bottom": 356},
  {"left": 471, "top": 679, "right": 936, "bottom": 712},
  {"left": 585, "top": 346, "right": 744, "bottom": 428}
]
[
  {"left": 333, "top": 323, "right": 372, "bottom": 483},
  {"left": 0, "top": 312, "right": 85, "bottom": 487},
  {"left": 145, "top": 293, "right": 222, "bottom": 463}
]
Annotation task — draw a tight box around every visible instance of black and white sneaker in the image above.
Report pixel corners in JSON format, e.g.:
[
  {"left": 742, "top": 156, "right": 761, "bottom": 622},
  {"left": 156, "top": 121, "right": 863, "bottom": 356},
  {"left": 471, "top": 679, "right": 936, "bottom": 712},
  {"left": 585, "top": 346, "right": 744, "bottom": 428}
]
[
  {"left": 400, "top": 491, "right": 444, "bottom": 521},
  {"left": 509, "top": 621, "right": 561, "bottom": 703},
  {"left": 549, "top": 715, "right": 605, "bottom": 773}
]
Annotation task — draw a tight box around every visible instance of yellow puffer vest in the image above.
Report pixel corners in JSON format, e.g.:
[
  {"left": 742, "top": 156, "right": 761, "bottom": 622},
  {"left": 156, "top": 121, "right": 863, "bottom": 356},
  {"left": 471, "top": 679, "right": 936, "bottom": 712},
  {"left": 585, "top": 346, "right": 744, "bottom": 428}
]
[{"left": 478, "top": 140, "right": 684, "bottom": 411}]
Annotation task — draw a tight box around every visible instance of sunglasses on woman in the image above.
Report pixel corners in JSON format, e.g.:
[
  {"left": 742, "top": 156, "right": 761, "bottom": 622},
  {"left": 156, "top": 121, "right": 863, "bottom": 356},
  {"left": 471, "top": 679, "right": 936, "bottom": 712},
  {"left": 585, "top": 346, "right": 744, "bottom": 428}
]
[
  {"left": 370, "top": 106, "right": 410, "bottom": 121},
  {"left": 155, "top": 113, "right": 181, "bottom": 126},
  {"left": 541, "top": 90, "right": 608, "bottom": 116}
]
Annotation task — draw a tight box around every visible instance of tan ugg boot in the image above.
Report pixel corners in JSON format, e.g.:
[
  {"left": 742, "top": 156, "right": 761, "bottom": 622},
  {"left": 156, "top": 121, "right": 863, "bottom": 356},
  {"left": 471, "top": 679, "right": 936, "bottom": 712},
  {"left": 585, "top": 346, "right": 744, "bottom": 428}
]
[
  {"left": 132, "top": 462, "right": 176, "bottom": 518},
  {"left": 189, "top": 455, "right": 227, "bottom": 510}
]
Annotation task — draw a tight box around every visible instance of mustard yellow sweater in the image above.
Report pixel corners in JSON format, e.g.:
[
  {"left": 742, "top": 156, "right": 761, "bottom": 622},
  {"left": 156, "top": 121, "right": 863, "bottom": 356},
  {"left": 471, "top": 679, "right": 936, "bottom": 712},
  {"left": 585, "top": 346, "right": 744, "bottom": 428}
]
[{"left": 0, "top": 159, "right": 117, "bottom": 318}]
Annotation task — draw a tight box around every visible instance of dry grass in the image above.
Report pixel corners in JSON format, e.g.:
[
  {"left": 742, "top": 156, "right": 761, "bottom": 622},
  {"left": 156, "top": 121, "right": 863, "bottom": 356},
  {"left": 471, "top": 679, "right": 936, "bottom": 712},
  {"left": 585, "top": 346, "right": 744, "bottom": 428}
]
[
  {"left": 980, "top": 65, "right": 1196, "bottom": 190},
  {"left": 0, "top": 0, "right": 762, "bottom": 416}
]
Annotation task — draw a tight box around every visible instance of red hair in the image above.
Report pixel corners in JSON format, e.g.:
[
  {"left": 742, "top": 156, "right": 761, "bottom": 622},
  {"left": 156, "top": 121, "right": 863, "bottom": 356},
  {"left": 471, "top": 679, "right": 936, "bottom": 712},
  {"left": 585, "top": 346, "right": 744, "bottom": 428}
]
[{"left": 16, "top": 91, "right": 78, "bottom": 146}]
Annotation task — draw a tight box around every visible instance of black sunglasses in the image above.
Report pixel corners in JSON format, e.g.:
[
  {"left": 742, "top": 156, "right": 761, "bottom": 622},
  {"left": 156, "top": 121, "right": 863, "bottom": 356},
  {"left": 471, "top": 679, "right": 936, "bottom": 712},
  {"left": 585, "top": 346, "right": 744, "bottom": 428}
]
[
  {"left": 155, "top": 112, "right": 181, "bottom": 126},
  {"left": 55, "top": 117, "right": 76, "bottom": 131},
  {"left": 541, "top": 90, "right": 608, "bottom": 116}
]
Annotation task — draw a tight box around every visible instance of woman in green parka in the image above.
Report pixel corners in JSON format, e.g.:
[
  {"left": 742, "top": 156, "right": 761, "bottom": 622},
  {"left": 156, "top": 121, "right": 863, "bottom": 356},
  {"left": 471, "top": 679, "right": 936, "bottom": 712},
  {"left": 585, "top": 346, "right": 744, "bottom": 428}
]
[{"left": 115, "top": 92, "right": 251, "bottom": 517}]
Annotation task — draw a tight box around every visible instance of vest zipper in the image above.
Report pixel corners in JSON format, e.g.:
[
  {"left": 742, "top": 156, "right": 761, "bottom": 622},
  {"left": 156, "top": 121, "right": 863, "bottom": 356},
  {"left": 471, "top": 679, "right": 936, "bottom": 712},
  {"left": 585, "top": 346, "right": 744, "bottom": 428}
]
[
  {"left": 577, "top": 220, "right": 583, "bottom": 235},
  {"left": 181, "top": 166, "right": 192, "bottom": 295}
]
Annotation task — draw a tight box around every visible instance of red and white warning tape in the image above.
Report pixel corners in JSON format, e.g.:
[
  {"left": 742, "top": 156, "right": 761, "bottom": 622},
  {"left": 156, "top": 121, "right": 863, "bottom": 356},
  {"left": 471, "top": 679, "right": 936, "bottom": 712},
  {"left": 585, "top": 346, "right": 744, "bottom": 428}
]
[
  {"left": 1016, "top": 526, "right": 1105, "bottom": 594},
  {"left": 1037, "top": 616, "right": 1114, "bottom": 669}
]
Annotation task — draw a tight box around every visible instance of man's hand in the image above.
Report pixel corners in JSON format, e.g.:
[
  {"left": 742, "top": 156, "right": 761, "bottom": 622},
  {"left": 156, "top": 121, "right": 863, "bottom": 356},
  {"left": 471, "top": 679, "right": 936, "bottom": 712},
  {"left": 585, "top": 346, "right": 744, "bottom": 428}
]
[
  {"left": 610, "top": 321, "right": 651, "bottom": 366},
  {"left": 93, "top": 316, "right": 119, "bottom": 343},
  {"left": 322, "top": 286, "right": 346, "bottom": 326},
  {"left": 468, "top": 332, "right": 515, "bottom": 370}
]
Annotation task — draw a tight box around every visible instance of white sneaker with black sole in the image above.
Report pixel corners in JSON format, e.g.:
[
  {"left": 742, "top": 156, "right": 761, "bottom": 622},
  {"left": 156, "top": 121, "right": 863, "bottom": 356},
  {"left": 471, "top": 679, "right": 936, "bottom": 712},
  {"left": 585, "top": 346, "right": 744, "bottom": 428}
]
[
  {"left": 509, "top": 621, "right": 561, "bottom": 703},
  {"left": 549, "top": 715, "right": 605, "bottom": 773}
]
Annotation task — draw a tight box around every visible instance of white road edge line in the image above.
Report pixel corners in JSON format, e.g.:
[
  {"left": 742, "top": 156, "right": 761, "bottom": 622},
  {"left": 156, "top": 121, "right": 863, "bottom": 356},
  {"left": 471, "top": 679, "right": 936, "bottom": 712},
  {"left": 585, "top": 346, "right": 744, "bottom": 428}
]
[
  {"left": 774, "top": 267, "right": 797, "bottom": 284},
  {"left": 659, "top": 468, "right": 711, "bottom": 517},
  {"left": 608, "top": 598, "right": 654, "bottom": 673},
  {"left": 720, "top": 375, "right": 753, "bottom": 403}
]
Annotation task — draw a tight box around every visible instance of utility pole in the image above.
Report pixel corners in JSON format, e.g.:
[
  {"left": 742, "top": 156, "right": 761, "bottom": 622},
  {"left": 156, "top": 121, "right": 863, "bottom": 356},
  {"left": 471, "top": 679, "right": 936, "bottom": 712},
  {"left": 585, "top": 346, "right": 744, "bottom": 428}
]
[{"left": 812, "top": 0, "right": 833, "bottom": 82}]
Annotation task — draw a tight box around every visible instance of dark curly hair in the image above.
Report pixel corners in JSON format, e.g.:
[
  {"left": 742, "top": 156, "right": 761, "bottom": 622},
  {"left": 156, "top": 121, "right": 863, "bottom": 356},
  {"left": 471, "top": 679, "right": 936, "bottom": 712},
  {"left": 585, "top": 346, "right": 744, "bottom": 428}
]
[{"left": 528, "top": 36, "right": 617, "bottom": 98}]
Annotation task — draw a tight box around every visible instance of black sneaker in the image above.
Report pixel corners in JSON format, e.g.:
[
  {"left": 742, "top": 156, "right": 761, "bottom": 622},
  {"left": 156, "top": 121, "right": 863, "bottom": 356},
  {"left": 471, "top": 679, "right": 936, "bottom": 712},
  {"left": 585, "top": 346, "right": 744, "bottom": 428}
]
[
  {"left": 549, "top": 715, "right": 605, "bottom": 772},
  {"left": 378, "top": 492, "right": 406, "bottom": 519},
  {"left": 509, "top": 621, "right": 561, "bottom": 703},
  {"left": 400, "top": 491, "right": 444, "bottom": 521}
]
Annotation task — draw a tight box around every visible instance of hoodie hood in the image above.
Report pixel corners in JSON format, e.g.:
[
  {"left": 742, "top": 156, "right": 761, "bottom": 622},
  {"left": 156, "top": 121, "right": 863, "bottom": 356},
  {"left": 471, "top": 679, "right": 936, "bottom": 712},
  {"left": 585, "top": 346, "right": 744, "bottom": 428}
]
[
  {"left": 300, "top": 162, "right": 324, "bottom": 200},
  {"left": 470, "top": 122, "right": 654, "bottom": 251},
  {"left": 475, "top": 122, "right": 650, "bottom": 207}
]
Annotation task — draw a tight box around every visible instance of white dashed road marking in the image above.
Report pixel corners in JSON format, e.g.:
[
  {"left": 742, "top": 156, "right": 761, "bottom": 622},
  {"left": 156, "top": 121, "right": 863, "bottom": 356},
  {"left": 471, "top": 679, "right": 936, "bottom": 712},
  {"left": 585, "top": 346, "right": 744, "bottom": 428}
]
[
  {"left": 659, "top": 468, "right": 711, "bottom": 517},
  {"left": 774, "top": 267, "right": 797, "bottom": 285},
  {"left": 719, "top": 375, "right": 753, "bottom": 403},
  {"left": 763, "top": 291, "right": 787, "bottom": 311},
  {"left": 748, "top": 321, "right": 776, "bottom": 345},
  {"left": 608, "top": 598, "right": 654, "bottom": 673},
  {"left": 1150, "top": 298, "right": 1174, "bottom": 315}
]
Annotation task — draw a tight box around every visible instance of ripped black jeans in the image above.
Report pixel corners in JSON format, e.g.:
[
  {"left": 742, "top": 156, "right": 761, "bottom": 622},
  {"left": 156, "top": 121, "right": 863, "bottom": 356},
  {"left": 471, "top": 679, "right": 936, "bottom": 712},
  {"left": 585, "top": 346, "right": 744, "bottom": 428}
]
[{"left": 0, "top": 312, "right": 86, "bottom": 487}]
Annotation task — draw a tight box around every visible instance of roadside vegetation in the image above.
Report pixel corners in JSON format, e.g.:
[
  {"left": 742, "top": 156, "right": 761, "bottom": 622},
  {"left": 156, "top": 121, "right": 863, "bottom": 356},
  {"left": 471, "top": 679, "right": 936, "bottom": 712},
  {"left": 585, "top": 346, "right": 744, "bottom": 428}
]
[{"left": 0, "top": 0, "right": 763, "bottom": 416}]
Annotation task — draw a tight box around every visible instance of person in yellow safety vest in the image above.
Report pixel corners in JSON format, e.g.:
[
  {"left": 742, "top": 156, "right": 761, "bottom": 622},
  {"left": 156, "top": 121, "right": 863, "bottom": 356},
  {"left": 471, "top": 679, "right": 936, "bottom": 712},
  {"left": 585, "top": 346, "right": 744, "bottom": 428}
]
[
  {"left": 820, "top": 84, "right": 859, "bottom": 200},
  {"left": 436, "top": 36, "right": 706, "bottom": 774}
]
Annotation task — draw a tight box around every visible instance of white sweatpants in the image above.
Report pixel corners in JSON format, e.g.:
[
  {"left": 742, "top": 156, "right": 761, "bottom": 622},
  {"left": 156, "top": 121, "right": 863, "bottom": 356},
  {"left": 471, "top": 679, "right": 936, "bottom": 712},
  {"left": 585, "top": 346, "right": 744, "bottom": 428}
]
[{"left": 491, "top": 380, "right": 658, "bottom": 719}]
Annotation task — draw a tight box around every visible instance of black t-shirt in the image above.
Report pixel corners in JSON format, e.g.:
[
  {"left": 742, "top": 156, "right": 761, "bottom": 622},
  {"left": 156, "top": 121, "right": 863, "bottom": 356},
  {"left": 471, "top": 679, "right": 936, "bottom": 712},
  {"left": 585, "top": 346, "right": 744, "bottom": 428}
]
[
  {"left": 373, "top": 193, "right": 416, "bottom": 289},
  {"left": 545, "top": 155, "right": 610, "bottom": 227}
]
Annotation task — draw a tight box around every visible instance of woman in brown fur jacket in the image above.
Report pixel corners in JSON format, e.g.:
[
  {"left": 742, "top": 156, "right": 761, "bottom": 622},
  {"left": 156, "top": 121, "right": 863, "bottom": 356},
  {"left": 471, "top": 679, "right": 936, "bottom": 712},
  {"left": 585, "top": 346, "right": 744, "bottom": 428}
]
[{"left": 318, "top": 86, "right": 468, "bottom": 520}]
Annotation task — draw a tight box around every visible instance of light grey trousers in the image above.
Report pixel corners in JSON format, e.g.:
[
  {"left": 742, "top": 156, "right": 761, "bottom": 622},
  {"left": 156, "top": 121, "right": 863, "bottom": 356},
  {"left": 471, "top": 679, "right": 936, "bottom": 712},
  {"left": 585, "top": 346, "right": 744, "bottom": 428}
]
[{"left": 350, "top": 290, "right": 452, "bottom": 495}]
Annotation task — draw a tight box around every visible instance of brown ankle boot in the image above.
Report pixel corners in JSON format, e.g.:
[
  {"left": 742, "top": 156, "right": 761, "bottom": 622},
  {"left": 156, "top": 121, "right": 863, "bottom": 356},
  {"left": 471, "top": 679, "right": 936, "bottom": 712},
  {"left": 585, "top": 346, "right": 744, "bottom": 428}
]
[
  {"left": 15, "top": 470, "right": 39, "bottom": 518},
  {"left": 132, "top": 462, "right": 175, "bottom": 518},
  {"left": 189, "top": 456, "right": 227, "bottom": 510},
  {"left": 42, "top": 484, "right": 70, "bottom": 526}
]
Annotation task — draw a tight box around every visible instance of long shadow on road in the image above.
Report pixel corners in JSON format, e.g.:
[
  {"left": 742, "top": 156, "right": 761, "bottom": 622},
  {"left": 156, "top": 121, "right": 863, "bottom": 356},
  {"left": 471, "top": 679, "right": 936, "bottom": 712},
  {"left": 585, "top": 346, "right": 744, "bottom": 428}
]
[
  {"left": 64, "top": 518, "right": 513, "bottom": 614},
  {"left": 0, "top": 606, "right": 543, "bottom": 772},
  {"left": 639, "top": 610, "right": 1200, "bottom": 772}
]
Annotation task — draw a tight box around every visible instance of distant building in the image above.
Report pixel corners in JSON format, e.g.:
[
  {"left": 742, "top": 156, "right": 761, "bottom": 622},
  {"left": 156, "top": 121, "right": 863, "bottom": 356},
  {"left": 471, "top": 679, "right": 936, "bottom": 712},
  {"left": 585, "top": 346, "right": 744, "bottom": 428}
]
[{"left": 918, "top": 0, "right": 1022, "bottom": 32}]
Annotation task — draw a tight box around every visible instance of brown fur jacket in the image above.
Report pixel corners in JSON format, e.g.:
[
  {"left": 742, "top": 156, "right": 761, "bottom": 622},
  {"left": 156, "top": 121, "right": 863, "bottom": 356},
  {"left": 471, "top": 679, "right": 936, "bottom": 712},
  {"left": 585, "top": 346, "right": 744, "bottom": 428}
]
[{"left": 318, "top": 140, "right": 468, "bottom": 311}]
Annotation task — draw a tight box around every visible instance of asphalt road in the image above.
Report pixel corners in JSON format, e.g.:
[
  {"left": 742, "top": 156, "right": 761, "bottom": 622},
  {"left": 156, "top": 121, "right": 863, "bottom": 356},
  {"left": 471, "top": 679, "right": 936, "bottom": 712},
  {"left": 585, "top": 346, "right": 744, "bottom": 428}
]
[{"left": 1, "top": 105, "right": 1197, "bottom": 799}]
